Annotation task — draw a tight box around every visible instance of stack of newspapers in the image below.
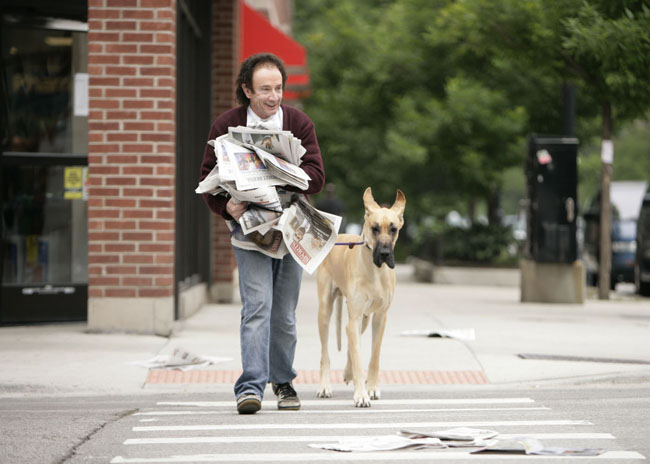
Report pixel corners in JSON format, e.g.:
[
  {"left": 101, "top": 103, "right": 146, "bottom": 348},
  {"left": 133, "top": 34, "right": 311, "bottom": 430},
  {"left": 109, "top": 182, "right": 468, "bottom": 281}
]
[{"left": 195, "top": 126, "right": 341, "bottom": 273}]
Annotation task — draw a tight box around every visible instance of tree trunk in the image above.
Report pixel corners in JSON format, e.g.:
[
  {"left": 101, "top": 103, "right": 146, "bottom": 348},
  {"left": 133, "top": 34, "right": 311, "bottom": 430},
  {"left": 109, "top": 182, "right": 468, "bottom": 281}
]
[
  {"left": 598, "top": 101, "right": 613, "bottom": 300},
  {"left": 487, "top": 188, "right": 501, "bottom": 225},
  {"left": 468, "top": 198, "right": 476, "bottom": 224}
]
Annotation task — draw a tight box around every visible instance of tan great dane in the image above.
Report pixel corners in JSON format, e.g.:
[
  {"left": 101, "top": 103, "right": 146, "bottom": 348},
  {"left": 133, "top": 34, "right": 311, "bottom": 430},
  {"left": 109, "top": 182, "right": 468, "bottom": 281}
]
[{"left": 316, "top": 187, "right": 406, "bottom": 407}]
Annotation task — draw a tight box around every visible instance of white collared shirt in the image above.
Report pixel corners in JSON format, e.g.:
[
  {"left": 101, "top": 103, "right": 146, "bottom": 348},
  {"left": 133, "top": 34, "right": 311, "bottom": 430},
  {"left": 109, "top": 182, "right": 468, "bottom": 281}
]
[{"left": 246, "top": 106, "right": 283, "bottom": 130}]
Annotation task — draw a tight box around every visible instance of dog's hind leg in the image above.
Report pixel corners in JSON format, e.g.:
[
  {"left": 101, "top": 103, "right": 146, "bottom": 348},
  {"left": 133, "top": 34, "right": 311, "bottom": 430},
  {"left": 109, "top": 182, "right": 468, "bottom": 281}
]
[
  {"left": 367, "top": 312, "right": 388, "bottom": 400},
  {"left": 316, "top": 277, "right": 337, "bottom": 398}
]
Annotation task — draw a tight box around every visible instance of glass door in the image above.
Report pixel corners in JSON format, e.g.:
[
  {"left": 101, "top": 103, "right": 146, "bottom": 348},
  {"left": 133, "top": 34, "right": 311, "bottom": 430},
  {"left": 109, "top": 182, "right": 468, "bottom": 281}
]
[{"left": 1, "top": 9, "right": 88, "bottom": 323}]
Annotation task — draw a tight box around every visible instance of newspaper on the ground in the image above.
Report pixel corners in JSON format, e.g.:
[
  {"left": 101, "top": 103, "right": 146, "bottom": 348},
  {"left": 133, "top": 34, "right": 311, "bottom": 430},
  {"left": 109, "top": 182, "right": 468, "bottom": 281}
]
[
  {"left": 400, "top": 328, "right": 476, "bottom": 341},
  {"left": 399, "top": 427, "right": 498, "bottom": 442},
  {"left": 399, "top": 427, "right": 498, "bottom": 447},
  {"left": 471, "top": 437, "right": 605, "bottom": 456},
  {"left": 308, "top": 435, "right": 446, "bottom": 452},
  {"left": 128, "top": 347, "right": 232, "bottom": 371},
  {"left": 197, "top": 129, "right": 341, "bottom": 271},
  {"left": 228, "top": 125, "right": 306, "bottom": 165},
  {"left": 276, "top": 197, "right": 342, "bottom": 274}
]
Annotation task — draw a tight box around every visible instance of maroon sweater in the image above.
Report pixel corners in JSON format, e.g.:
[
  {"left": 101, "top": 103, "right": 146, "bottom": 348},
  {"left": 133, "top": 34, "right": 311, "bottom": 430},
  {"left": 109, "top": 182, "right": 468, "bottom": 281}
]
[{"left": 199, "top": 105, "right": 325, "bottom": 219}]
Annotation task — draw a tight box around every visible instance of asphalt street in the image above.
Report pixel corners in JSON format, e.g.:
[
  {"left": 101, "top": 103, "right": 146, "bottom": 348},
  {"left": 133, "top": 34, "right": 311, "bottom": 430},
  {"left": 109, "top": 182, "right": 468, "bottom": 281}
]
[
  {"left": 1, "top": 265, "right": 649, "bottom": 463},
  {"left": 1, "top": 385, "right": 649, "bottom": 463}
]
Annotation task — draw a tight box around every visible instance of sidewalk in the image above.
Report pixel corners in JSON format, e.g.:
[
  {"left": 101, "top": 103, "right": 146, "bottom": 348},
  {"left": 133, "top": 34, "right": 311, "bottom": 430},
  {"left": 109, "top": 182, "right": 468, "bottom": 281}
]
[{"left": 1, "top": 265, "right": 649, "bottom": 398}]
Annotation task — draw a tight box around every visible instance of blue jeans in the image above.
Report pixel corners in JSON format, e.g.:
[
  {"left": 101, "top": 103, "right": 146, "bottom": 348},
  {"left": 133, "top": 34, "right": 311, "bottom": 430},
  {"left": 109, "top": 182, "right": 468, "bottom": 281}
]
[{"left": 233, "top": 246, "right": 303, "bottom": 399}]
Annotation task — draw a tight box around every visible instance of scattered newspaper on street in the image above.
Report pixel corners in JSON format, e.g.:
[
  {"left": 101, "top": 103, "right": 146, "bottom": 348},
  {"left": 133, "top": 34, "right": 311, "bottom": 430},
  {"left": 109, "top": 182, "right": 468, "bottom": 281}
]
[
  {"left": 399, "top": 427, "right": 498, "bottom": 443},
  {"left": 309, "top": 435, "right": 446, "bottom": 452},
  {"left": 128, "top": 347, "right": 232, "bottom": 371},
  {"left": 310, "top": 429, "right": 605, "bottom": 455},
  {"left": 197, "top": 129, "right": 341, "bottom": 272},
  {"left": 471, "top": 437, "right": 605, "bottom": 456},
  {"left": 400, "top": 328, "right": 476, "bottom": 341}
]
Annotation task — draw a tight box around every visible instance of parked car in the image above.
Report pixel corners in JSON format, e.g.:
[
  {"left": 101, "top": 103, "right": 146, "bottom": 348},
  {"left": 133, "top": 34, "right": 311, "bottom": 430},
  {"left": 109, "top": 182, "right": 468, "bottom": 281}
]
[
  {"left": 583, "top": 181, "right": 648, "bottom": 289},
  {"left": 635, "top": 192, "right": 650, "bottom": 296}
]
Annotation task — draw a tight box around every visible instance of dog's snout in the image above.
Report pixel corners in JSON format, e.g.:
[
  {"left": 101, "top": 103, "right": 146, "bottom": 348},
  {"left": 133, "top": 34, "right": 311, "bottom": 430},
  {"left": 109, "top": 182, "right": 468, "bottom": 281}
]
[{"left": 373, "top": 242, "right": 395, "bottom": 269}]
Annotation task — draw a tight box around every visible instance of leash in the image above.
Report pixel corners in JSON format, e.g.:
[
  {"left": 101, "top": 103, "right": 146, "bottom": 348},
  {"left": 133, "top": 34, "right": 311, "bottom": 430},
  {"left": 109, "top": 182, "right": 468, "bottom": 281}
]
[
  {"left": 335, "top": 239, "right": 364, "bottom": 247},
  {"left": 335, "top": 236, "right": 366, "bottom": 249}
]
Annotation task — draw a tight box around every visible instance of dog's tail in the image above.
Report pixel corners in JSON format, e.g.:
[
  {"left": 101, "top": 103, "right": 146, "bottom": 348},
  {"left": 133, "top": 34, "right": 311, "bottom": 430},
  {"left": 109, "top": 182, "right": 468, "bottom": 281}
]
[{"left": 335, "top": 293, "right": 342, "bottom": 352}]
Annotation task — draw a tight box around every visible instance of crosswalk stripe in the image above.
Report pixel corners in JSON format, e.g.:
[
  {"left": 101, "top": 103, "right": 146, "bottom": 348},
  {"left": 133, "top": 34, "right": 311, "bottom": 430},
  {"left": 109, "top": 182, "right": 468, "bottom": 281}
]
[
  {"left": 124, "top": 432, "right": 616, "bottom": 445},
  {"left": 157, "top": 398, "right": 535, "bottom": 408},
  {"left": 111, "top": 450, "right": 645, "bottom": 462},
  {"left": 133, "top": 419, "right": 592, "bottom": 432},
  {"left": 135, "top": 406, "right": 549, "bottom": 417}
]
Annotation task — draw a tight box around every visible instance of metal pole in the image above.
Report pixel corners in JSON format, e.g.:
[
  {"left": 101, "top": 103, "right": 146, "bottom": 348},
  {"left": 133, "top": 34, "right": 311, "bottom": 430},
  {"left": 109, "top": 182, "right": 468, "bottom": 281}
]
[{"left": 598, "top": 103, "right": 613, "bottom": 299}]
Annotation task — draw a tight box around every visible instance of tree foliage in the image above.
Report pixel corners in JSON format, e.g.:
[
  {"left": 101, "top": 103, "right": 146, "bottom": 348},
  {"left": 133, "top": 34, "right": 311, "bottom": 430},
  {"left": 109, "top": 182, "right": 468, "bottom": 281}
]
[{"left": 294, "top": 0, "right": 650, "bottom": 226}]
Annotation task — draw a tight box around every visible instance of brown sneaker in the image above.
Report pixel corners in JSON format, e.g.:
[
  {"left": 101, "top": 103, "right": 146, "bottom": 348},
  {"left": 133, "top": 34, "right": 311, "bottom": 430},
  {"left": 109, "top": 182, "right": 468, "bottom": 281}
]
[
  {"left": 236, "top": 393, "right": 262, "bottom": 414},
  {"left": 272, "top": 382, "right": 300, "bottom": 410}
]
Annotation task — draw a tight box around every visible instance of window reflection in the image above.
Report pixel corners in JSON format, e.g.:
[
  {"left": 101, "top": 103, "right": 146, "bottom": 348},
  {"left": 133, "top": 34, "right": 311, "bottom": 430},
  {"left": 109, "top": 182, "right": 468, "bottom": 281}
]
[
  {"left": 3, "top": 26, "right": 87, "bottom": 153},
  {"left": 2, "top": 164, "right": 88, "bottom": 285}
]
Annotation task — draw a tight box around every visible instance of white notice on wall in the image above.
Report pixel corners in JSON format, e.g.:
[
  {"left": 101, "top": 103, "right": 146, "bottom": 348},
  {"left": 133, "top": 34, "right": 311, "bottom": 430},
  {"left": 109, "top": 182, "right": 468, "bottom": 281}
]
[
  {"left": 74, "top": 73, "right": 89, "bottom": 117},
  {"left": 601, "top": 139, "right": 614, "bottom": 164}
]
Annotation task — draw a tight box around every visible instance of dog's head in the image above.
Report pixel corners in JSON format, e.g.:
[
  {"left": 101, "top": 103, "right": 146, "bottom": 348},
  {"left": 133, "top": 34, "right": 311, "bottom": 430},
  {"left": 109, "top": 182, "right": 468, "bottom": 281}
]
[{"left": 362, "top": 187, "right": 406, "bottom": 269}]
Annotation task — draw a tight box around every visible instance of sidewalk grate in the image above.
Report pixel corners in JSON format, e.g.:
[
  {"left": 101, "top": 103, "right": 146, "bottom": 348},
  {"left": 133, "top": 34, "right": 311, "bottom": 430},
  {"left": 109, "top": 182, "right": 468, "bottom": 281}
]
[{"left": 146, "top": 369, "right": 488, "bottom": 385}]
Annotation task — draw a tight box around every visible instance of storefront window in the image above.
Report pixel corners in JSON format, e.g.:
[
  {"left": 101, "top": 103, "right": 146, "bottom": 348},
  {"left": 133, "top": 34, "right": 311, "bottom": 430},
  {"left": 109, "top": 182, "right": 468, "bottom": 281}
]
[
  {"left": 2, "top": 19, "right": 88, "bottom": 287},
  {"left": 3, "top": 24, "right": 88, "bottom": 154},
  {"left": 2, "top": 164, "right": 88, "bottom": 285}
]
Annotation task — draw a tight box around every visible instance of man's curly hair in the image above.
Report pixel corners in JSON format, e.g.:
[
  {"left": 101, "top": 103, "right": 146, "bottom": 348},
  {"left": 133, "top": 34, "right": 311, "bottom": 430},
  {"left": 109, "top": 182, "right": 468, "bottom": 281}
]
[{"left": 236, "top": 53, "right": 288, "bottom": 106}]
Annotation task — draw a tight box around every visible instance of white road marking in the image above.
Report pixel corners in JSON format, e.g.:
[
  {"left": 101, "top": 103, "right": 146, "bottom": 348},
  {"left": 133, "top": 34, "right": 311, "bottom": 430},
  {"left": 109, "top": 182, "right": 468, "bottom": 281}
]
[
  {"left": 156, "top": 398, "right": 535, "bottom": 408},
  {"left": 136, "top": 406, "right": 549, "bottom": 417},
  {"left": 133, "top": 419, "right": 592, "bottom": 432},
  {"left": 124, "top": 432, "right": 615, "bottom": 445},
  {"left": 111, "top": 450, "right": 645, "bottom": 463}
]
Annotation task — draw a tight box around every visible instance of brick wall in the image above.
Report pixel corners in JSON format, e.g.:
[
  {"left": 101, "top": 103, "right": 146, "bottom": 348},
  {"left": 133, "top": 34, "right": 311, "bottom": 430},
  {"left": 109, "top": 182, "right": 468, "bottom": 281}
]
[
  {"left": 87, "top": 0, "right": 177, "bottom": 333},
  {"left": 209, "top": 0, "right": 238, "bottom": 300}
]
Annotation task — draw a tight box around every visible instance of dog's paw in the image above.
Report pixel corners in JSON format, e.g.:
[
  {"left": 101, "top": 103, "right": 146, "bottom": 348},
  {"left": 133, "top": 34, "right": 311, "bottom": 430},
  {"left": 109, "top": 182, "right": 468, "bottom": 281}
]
[
  {"left": 353, "top": 393, "right": 372, "bottom": 408},
  {"left": 316, "top": 386, "right": 332, "bottom": 398},
  {"left": 343, "top": 367, "right": 352, "bottom": 385},
  {"left": 368, "top": 387, "right": 381, "bottom": 400}
]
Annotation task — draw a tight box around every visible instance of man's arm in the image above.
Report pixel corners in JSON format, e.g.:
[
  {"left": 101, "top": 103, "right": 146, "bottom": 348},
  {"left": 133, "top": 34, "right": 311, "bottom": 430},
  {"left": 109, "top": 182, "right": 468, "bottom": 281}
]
[
  {"left": 199, "top": 118, "right": 231, "bottom": 219},
  {"left": 285, "top": 111, "right": 325, "bottom": 196}
]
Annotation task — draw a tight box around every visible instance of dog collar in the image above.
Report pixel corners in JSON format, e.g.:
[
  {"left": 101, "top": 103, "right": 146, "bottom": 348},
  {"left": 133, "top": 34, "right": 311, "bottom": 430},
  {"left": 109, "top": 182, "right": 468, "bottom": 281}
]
[{"left": 335, "top": 236, "right": 370, "bottom": 250}]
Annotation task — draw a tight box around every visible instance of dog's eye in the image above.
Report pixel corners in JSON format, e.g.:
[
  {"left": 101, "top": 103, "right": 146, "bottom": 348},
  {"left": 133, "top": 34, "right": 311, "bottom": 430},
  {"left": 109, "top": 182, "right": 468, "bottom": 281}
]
[
  {"left": 372, "top": 225, "right": 380, "bottom": 235},
  {"left": 390, "top": 226, "right": 397, "bottom": 235}
]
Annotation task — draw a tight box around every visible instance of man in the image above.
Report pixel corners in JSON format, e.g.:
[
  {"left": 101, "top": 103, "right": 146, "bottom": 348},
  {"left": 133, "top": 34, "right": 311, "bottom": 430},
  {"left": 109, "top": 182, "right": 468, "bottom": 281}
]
[{"left": 199, "top": 53, "right": 325, "bottom": 414}]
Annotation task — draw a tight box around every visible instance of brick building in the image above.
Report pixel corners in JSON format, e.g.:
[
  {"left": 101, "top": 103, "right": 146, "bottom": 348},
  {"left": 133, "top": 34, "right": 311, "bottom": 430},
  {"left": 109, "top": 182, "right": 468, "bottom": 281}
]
[{"left": 0, "top": 0, "right": 309, "bottom": 332}]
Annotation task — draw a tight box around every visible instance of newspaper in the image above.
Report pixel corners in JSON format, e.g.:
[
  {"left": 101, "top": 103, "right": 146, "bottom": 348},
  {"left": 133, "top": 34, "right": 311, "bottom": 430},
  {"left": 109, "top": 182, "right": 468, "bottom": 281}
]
[
  {"left": 228, "top": 125, "right": 306, "bottom": 165},
  {"left": 276, "top": 198, "right": 342, "bottom": 274},
  {"left": 252, "top": 146, "right": 311, "bottom": 190},
  {"left": 128, "top": 347, "right": 232, "bottom": 371},
  {"left": 309, "top": 428, "right": 499, "bottom": 452},
  {"left": 471, "top": 437, "right": 605, "bottom": 456},
  {"left": 196, "top": 129, "right": 341, "bottom": 271},
  {"left": 309, "top": 436, "right": 446, "bottom": 452}
]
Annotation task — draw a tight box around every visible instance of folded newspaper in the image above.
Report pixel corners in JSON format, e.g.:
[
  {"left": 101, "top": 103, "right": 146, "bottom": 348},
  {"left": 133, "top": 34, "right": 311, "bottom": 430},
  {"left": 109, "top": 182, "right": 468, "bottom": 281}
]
[{"left": 196, "top": 128, "right": 341, "bottom": 273}]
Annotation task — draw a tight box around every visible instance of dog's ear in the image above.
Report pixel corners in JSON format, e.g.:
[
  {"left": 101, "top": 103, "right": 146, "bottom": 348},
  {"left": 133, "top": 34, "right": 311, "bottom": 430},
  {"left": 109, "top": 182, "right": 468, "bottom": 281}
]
[
  {"left": 363, "top": 187, "right": 380, "bottom": 215},
  {"left": 391, "top": 189, "right": 406, "bottom": 221}
]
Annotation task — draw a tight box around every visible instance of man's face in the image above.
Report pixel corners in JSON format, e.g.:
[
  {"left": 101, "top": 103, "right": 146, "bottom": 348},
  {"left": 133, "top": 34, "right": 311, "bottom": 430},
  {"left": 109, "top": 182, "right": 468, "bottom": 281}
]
[{"left": 242, "top": 64, "right": 283, "bottom": 120}]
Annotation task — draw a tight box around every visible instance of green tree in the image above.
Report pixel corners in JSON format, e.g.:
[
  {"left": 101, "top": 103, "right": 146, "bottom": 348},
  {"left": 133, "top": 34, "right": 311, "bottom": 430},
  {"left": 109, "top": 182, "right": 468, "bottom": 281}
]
[{"left": 296, "top": 0, "right": 532, "bottom": 224}]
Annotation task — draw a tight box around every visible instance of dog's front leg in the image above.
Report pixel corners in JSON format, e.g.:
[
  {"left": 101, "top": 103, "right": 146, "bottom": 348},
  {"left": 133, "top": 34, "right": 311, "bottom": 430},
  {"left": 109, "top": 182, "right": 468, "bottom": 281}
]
[
  {"left": 316, "top": 283, "right": 336, "bottom": 398},
  {"left": 345, "top": 313, "right": 371, "bottom": 407},
  {"left": 367, "top": 312, "right": 387, "bottom": 400}
]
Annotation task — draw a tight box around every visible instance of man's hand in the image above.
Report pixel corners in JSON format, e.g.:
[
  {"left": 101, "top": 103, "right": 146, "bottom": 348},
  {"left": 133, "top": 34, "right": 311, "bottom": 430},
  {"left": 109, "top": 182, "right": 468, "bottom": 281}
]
[{"left": 226, "top": 199, "right": 248, "bottom": 220}]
